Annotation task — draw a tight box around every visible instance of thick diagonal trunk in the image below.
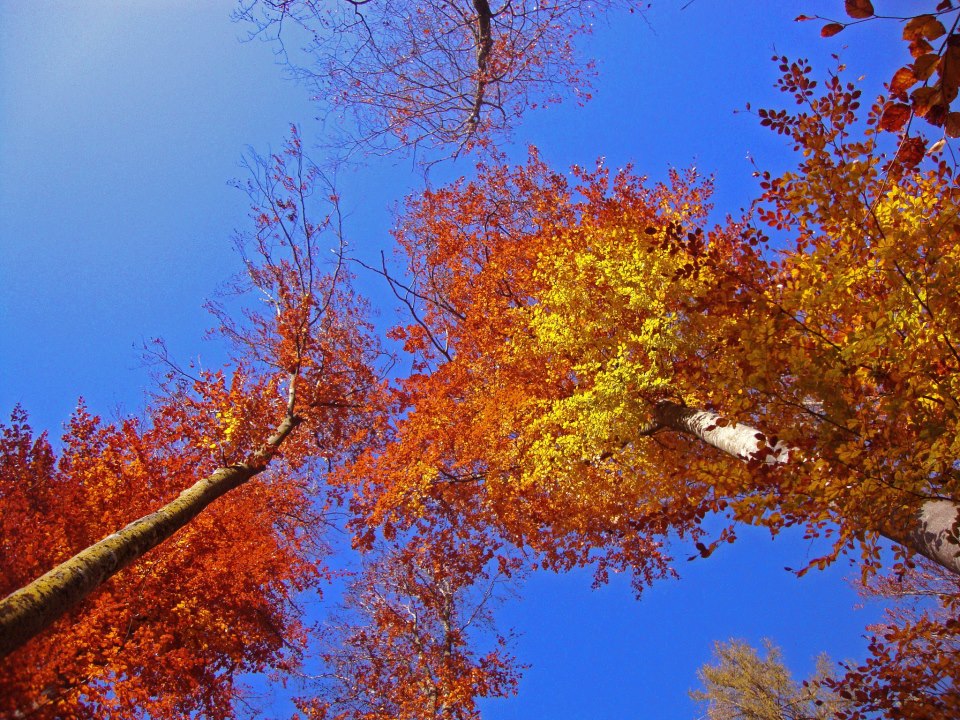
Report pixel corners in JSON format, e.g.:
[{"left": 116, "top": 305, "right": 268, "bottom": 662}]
[
  {"left": 652, "top": 401, "right": 960, "bottom": 577},
  {"left": 0, "top": 415, "right": 300, "bottom": 659}
]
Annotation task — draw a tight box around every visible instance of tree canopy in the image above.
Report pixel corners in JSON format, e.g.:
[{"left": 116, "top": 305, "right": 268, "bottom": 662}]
[{"left": 2, "top": 2, "right": 960, "bottom": 719}]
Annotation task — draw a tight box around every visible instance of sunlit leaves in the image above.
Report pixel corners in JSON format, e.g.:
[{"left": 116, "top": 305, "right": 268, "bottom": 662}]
[
  {"left": 692, "top": 638, "right": 849, "bottom": 720},
  {"left": 0, "top": 403, "right": 323, "bottom": 718}
]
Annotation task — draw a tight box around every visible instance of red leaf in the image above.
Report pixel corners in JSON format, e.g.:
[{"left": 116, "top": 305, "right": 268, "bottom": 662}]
[
  {"left": 890, "top": 66, "right": 919, "bottom": 97},
  {"left": 879, "top": 102, "right": 912, "bottom": 131},
  {"left": 821, "top": 22, "right": 845, "bottom": 38},
  {"left": 946, "top": 111, "right": 960, "bottom": 137},
  {"left": 845, "top": 0, "right": 874, "bottom": 19}
]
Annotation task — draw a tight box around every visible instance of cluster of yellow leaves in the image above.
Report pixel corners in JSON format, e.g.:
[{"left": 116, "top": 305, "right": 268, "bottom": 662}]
[{"left": 347, "top": 155, "right": 755, "bottom": 590}]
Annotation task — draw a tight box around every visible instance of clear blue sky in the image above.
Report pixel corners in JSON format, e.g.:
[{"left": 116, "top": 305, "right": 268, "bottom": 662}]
[{"left": 0, "top": 1, "right": 904, "bottom": 717}]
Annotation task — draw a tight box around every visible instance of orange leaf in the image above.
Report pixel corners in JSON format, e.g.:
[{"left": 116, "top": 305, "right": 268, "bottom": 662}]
[
  {"left": 903, "top": 15, "right": 945, "bottom": 42},
  {"left": 879, "top": 102, "right": 912, "bottom": 131},
  {"left": 910, "top": 37, "right": 934, "bottom": 59},
  {"left": 890, "top": 66, "right": 919, "bottom": 96},
  {"left": 911, "top": 85, "right": 943, "bottom": 117},
  {"left": 913, "top": 53, "right": 940, "bottom": 81}
]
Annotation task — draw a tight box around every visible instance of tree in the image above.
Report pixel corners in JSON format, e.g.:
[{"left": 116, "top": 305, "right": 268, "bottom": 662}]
[
  {"left": 0, "top": 131, "right": 384, "bottom": 717},
  {"left": 235, "top": 0, "right": 632, "bottom": 158},
  {"left": 348, "top": 102, "right": 960, "bottom": 581},
  {"left": 0, "top": 403, "right": 321, "bottom": 718},
  {"left": 335, "top": 55, "right": 960, "bottom": 715},
  {"left": 691, "top": 639, "right": 850, "bottom": 720}
]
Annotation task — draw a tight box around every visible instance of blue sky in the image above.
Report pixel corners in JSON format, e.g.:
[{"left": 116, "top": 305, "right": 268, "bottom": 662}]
[{"left": 1, "top": 1, "right": 905, "bottom": 717}]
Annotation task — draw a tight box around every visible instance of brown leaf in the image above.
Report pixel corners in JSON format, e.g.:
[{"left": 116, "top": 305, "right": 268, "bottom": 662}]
[
  {"left": 911, "top": 85, "right": 943, "bottom": 117},
  {"left": 940, "top": 36, "right": 960, "bottom": 97},
  {"left": 946, "top": 111, "right": 960, "bottom": 136},
  {"left": 821, "top": 22, "right": 845, "bottom": 38},
  {"left": 910, "top": 37, "right": 935, "bottom": 59},
  {"left": 903, "top": 15, "right": 946, "bottom": 42},
  {"left": 913, "top": 53, "right": 940, "bottom": 81},
  {"left": 879, "top": 102, "right": 912, "bottom": 131},
  {"left": 845, "top": 0, "right": 874, "bottom": 19},
  {"left": 927, "top": 102, "right": 950, "bottom": 126}
]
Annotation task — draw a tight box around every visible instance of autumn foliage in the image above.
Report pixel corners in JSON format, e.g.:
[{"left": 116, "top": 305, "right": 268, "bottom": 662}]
[
  {"left": 801, "top": 1, "right": 960, "bottom": 136},
  {"left": 337, "top": 53, "right": 960, "bottom": 715},
  {"left": 0, "top": 130, "right": 383, "bottom": 718},
  {"left": 0, "top": 402, "right": 321, "bottom": 717},
  {"left": 6, "top": 5, "right": 960, "bottom": 719},
  {"left": 295, "top": 527, "right": 522, "bottom": 720}
]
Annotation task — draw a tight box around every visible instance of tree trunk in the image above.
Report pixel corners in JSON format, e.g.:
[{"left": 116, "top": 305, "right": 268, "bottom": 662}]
[
  {"left": 0, "top": 415, "right": 300, "bottom": 659},
  {"left": 652, "top": 401, "right": 960, "bottom": 577}
]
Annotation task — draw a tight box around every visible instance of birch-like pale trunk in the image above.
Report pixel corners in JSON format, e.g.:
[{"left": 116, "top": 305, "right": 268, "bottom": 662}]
[
  {"left": 0, "top": 415, "right": 301, "bottom": 659},
  {"left": 652, "top": 401, "right": 960, "bottom": 577}
]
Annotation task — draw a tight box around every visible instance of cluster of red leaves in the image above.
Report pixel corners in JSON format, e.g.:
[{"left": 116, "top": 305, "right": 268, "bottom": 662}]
[
  {"left": 0, "top": 129, "right": 385, "bottom": 718},
  {"left": 801, "top": 1, "right": 960, "bottom": 135},
  {"left": 0, "top": 398, "right": 322, "bottom": 719}
]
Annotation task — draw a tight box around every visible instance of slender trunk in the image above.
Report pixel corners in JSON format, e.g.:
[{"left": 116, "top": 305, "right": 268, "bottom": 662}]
[
  {"left": 0, "top": 415, "right": 300, "bottom": 659},
  {"left": 652, "top": 401, "right": 960, "bottom": 576},
  {"left": 467, "top": 0, "right": 494, "bottom": 127}
]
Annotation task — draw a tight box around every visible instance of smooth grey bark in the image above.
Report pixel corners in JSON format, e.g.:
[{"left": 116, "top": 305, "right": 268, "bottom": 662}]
[
  {"left": 0, "top": 415, "right": 301, "bottom": 659},
  {"left": 652, "top": 401, "right": 960, "bottom": 577}
]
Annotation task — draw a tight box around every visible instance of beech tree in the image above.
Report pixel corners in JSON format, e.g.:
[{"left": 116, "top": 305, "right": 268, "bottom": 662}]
[
  {"left": 0, "top": 131, "right": 384, "bottom": 717},
  {"left": 691, "top": 639, "right": 849, "bottom": 720},
  {"left": 337, "top": 56, "right": 960, "bottom": 715},
  {"left": 235, "top": 0, "right": 630, "bottom": 157}
]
